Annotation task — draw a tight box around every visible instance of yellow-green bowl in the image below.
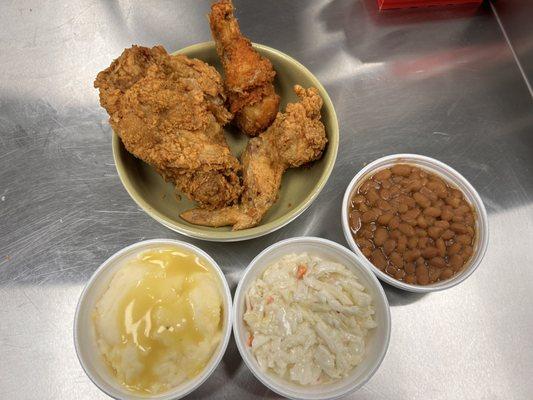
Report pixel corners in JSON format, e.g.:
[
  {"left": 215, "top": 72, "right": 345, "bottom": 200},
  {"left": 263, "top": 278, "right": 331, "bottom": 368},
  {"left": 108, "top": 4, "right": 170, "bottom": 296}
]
[{"left": 112, "top": 42, "right": 339, "bottom": 242}]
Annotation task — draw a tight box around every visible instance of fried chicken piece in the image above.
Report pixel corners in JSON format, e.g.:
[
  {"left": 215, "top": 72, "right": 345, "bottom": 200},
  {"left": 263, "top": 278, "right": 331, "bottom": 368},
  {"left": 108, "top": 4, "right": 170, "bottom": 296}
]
[
  {"left": 181, "top": 85, "right": 327, "bottom": 230},
  {"left": 209, "top": 0, "right": 280, "bottom": 136},
  {"left": 94, "top": 45, "right": 242, "bottom": 209}
]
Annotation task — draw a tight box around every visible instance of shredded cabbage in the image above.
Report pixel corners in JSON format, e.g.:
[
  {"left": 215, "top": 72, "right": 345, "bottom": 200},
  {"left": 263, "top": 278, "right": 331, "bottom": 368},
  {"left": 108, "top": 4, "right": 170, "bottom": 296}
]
[{"left": 243, "top": 253, "right": 377, "bottom": 385}]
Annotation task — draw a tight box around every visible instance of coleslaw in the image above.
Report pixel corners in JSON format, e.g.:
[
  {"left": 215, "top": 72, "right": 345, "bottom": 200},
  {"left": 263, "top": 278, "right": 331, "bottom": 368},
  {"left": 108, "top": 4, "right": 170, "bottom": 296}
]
[{"left": 243, "top": 253, "right": 377, "bottom": 385}]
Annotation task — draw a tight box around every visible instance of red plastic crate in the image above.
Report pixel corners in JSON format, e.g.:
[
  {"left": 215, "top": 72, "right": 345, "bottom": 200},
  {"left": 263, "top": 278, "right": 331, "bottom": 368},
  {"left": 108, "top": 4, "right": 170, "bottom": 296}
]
[{"left": 378, "top": 0, "right": 483, "bottom": 10}]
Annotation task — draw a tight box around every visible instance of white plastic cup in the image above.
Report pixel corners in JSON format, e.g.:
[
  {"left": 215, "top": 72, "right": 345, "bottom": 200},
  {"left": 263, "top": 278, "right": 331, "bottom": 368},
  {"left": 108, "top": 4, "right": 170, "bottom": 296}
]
[
  {"left": 233, "top": 237, "right": 391, "bottom": 400},
  {"left": 74, "top": 239, "right": 233, "bottom": 400},
  {"left": 342, "top": 154, "right": 489, "bottom": 293}
]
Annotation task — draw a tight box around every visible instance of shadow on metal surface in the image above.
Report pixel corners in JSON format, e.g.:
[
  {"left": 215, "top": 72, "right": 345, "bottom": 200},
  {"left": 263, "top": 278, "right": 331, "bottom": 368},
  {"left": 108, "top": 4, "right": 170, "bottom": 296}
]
[{"left": 382, "top": 281, "right": 427, "bottom": 306}]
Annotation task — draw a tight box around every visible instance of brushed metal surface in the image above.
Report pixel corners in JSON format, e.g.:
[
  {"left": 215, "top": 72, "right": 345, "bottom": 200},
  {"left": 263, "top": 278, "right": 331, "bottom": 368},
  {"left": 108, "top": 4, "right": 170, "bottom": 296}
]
[
  {"left": 1, "top": 1, "right": 532, "bottom": 399},
  {"left": 491, "top": 0, "right": 533, "bottom": 87}
]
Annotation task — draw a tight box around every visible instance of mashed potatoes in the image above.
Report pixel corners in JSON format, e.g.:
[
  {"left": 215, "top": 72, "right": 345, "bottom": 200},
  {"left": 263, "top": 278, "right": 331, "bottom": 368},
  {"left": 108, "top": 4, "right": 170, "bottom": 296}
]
[{"left": 93, "top": 246, "right": 223, "bottom": 394}]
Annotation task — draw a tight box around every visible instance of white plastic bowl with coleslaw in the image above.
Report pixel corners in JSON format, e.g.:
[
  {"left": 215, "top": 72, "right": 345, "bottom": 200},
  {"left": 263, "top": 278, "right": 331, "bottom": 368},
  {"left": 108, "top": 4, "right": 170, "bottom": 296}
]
[{"left": 233, "top": 237, "right": 391, "bottom": 400}]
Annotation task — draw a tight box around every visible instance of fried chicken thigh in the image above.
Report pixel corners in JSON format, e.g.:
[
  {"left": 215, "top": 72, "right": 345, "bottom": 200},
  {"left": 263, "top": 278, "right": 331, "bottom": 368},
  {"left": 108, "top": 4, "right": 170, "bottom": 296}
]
[
  {"left": 180, "top": 85, "right": 327, "bottom": 230},
  {"left": 94, "top": 45, "right": 242, "bottom": 209},
  {"left": 209, "top": 0, "right": 280, "bottom": 136}
]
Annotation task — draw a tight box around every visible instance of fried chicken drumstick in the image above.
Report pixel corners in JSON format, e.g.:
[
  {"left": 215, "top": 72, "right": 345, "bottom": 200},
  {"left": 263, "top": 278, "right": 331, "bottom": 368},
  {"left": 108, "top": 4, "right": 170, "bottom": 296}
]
[
  {"left": 95, "top": 45, "right": 242, "bottom": 209},
  {"left": 209, "top": 0, "right": 280, "bottom": 136},
  {"left": 180, "top": 85, "right": 327, "bottom": 230}
]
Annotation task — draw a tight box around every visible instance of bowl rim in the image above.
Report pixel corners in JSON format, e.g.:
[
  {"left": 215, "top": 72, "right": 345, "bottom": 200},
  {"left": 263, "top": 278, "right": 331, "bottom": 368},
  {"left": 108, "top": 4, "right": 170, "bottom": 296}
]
[
  {"left": 73, "top": 239, "right": 233, "bottom": 400},
  {"left": 232, "top": 236, "right": 391, "bottom": 400},
  {"left": 341, "top": 153, "right": 490, "bottom": 293},
  {"left": 112, "top": 41, "right": 339, "bottom": 242}
]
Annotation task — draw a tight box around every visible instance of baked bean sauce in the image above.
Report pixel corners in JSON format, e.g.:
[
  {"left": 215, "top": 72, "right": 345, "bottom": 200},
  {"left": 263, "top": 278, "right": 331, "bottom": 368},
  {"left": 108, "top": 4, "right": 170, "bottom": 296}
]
[{"left": 349, "top": 164, "right": 476, "bottom": 285}]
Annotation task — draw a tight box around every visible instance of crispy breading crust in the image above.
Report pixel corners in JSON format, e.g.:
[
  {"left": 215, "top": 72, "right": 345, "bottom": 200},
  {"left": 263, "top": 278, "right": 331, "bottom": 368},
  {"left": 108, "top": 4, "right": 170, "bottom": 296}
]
[
  {"left": 209, "top": 0, "right": 280, "bottom": 136},
  {"left": 94, "top": 45, "right": 242, "bottom": 209},
  {"left": 180, "top": 85, "right": 327, "bottom": 230}
]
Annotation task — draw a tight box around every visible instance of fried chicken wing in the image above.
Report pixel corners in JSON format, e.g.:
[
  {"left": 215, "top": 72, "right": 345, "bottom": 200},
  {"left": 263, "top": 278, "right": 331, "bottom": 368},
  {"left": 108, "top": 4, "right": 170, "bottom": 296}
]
[
  {"left": 209, "top": 0, "right": 280, "bottom": 136},
  {"left": 181, "top": 85, "right": 327, "bottom": 230},
  {"left": 95, "top": 45, "right": 242, "bottom": 209}
]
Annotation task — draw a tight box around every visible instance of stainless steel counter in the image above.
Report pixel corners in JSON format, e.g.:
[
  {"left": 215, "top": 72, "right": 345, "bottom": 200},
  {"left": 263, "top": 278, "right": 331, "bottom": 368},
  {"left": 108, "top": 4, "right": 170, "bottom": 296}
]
[{"left": 1, "top": 1, "right": 532, "bottom": 399}]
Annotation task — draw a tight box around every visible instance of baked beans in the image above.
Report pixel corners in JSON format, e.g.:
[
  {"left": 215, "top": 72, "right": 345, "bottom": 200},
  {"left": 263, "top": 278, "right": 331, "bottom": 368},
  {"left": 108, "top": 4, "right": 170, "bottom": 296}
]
[{"left": 349, "top": 164, "right": 476, "bottom": 285}]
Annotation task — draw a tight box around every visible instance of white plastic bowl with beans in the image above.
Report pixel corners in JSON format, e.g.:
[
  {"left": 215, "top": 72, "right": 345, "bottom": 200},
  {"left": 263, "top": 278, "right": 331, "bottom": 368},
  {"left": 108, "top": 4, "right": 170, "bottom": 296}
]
[
  {"left": 341, "top": 154, "right": 489, "bottom": 293},
  {"left": 74, "top": 239, "right": 233, "bottom": 400},
  {"left": 233, "top": 237, "right": 391, "bottom": 400}
]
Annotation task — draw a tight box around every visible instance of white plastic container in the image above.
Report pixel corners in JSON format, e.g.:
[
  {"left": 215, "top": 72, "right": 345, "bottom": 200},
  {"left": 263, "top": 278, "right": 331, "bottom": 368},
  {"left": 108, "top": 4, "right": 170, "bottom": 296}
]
[
  {"left": 342, "top": 154, "right": 489, "bottom": 293},
  {"left": 233, "top": 237, "right": 391, "bottom": 400},
  {"left": 73, "top": 239, "right": 233, "bottom": 400}
]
